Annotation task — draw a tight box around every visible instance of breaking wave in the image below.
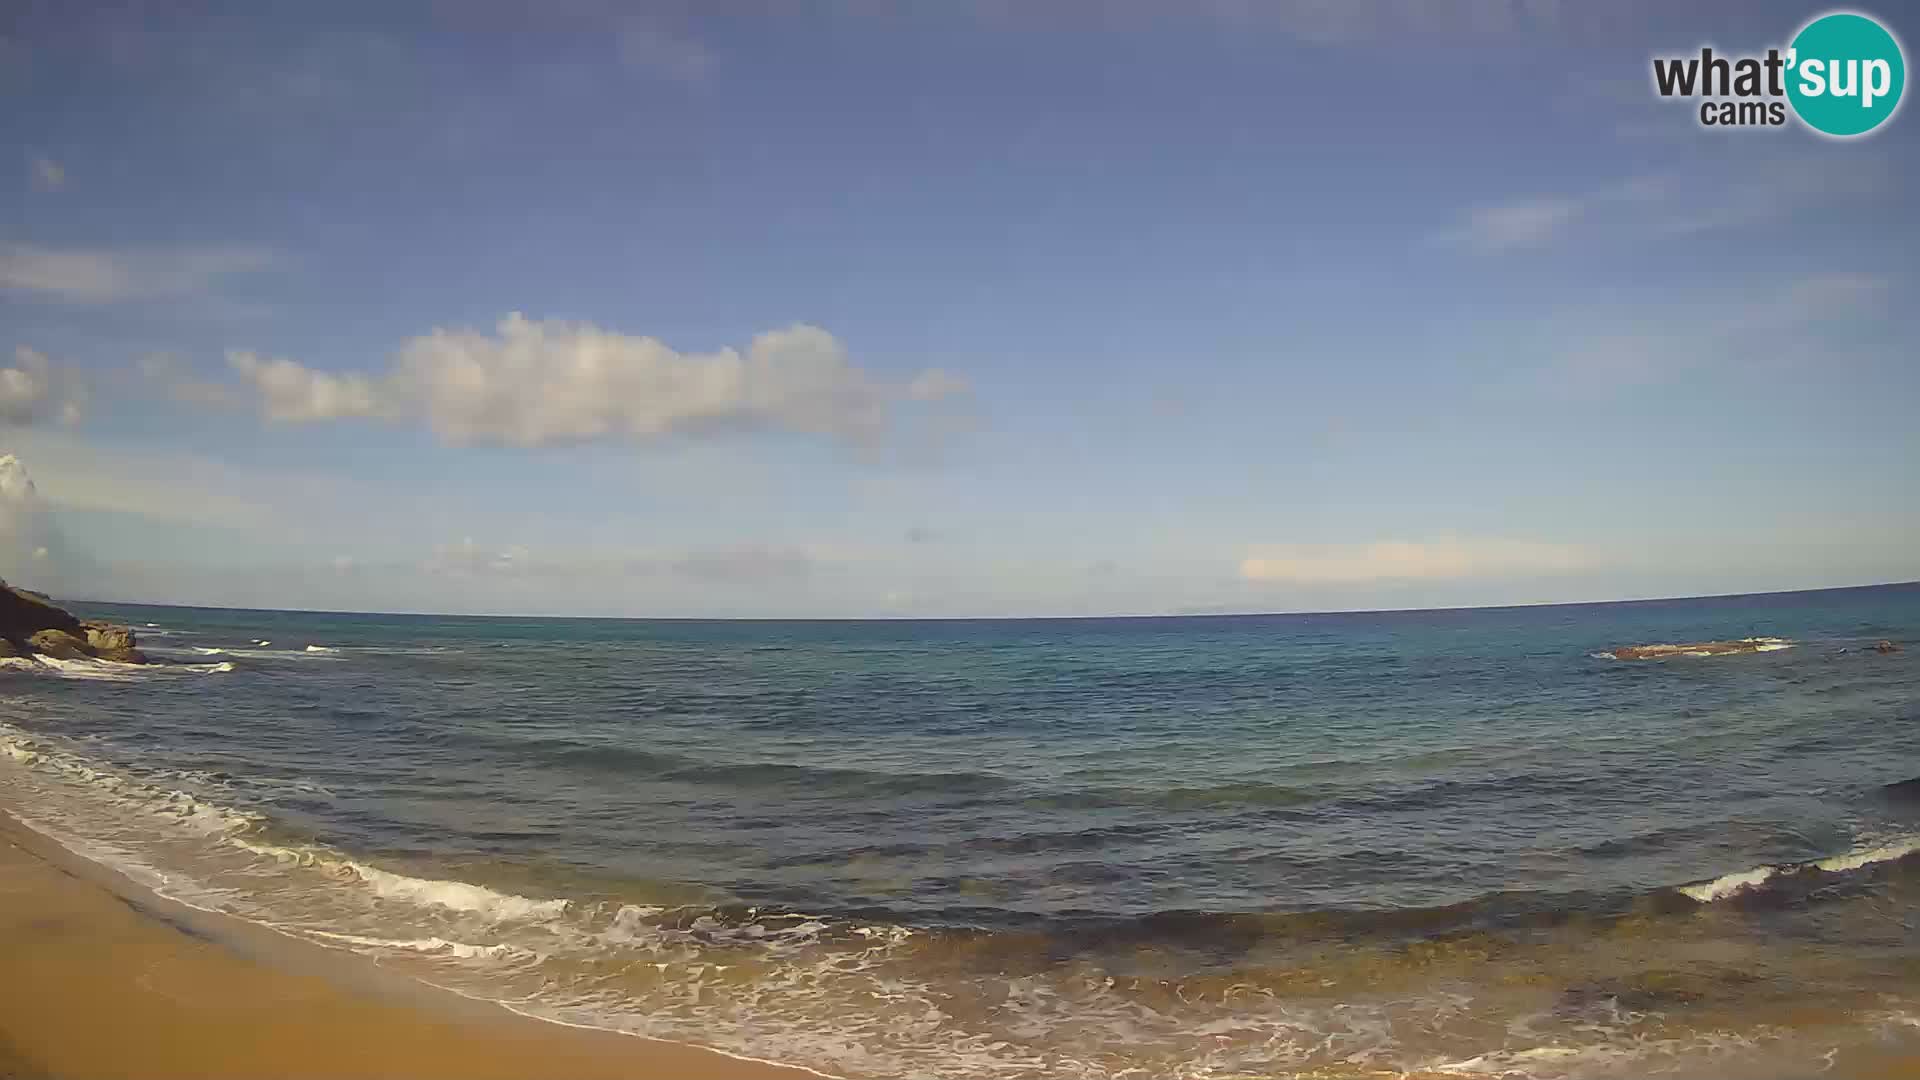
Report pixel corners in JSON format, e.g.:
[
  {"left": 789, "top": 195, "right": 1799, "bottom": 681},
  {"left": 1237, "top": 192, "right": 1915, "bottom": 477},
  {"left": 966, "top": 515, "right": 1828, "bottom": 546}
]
[
  {"left": 0, "top": 655, "right": 233, "bottom": 680},
  {"left": 1680, "top": 833, "right": 1920, "bottom": 902}
]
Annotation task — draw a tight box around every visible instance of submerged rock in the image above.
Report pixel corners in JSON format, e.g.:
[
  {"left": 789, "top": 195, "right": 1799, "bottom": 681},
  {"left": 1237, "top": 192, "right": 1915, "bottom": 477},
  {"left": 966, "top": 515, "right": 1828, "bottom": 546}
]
[
  {"left": 1608, "top": 638, "right": 1791, "bottom": 660},
  {"left": 1880, "top": 777, "right": 1920, "bottom": 804}
]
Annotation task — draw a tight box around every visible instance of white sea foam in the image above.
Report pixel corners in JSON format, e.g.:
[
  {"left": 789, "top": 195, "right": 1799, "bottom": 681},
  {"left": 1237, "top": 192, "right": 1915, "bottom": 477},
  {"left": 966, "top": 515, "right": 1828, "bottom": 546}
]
[
  {"left": 305, "top": 644, "right": 340, "bottom": 653},
  {"left": 0, "top": 722, "right": 566, "bottom": 930},
  {"left": 1815, "top": 833, "right": 1920, "bottom": 873},
  {"left": 153, "top": 643, "right": 334, "bottom": 663},
  {"left": 345, "top": 861, "right": 570, "bottom": 921},
  {"left": 305, "top": 929, "right": 540, "bottom": 962},
  {"left": 1680, "top": 865, "right": 1779, "bottom": 902},
  {"left": 0, "top": 655, "right": 232, "bottom": 679},
  {"left": 0, "top": 724, "right": 261, "bottom": 837},
  {"left": 1682, "top": 832, "right": 1920, "bottom": 902},
  {"left": 4, "top": 655, "right": 139, "bottom": 681}
]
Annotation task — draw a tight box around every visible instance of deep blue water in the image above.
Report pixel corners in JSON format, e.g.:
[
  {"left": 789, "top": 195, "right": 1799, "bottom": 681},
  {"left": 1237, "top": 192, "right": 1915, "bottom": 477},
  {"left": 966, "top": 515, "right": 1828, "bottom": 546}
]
[{"left": 2, "top": 582, "right": 1918, "bottom": 1078}]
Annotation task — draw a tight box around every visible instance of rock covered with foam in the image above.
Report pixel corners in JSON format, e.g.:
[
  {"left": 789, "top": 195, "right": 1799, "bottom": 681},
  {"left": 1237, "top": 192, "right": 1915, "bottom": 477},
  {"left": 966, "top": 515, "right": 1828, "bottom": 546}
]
[{"left": 1608, "top": 637, "right": 1792, "bottom": 660}]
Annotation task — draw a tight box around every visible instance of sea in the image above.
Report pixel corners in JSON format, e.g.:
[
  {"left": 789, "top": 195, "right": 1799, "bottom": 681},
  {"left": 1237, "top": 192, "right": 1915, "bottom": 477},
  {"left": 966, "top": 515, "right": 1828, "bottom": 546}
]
[{"left": 2, "top": 582, "right": 1918, "bottom": 1079}]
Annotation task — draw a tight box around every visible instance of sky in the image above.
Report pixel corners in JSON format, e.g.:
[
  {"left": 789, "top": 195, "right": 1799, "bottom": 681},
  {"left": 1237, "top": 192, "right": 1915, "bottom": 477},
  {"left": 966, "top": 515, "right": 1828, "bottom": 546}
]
[{"left": 1, "top": 0, "right": 1916, "bottom": 617}]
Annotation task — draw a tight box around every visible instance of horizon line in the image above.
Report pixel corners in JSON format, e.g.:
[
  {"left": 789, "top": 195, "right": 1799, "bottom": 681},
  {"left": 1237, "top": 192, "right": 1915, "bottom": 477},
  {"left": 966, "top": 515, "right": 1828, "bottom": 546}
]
[{"left": 59, "top": 578, "right": 1920, "bottom": 624}]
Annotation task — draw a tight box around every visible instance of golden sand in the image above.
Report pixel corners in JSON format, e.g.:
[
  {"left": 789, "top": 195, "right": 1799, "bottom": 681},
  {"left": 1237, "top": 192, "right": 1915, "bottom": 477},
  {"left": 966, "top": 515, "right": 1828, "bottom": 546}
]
[{"left": 0, "top": 810, "right": 816, "bottom": 1080}]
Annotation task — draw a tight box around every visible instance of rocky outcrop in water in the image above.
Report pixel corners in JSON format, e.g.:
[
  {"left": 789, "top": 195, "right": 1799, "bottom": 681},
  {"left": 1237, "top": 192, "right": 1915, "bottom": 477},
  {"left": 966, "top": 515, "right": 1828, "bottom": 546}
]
[
  {"left": 81, "top": 621, "right": 144, "bottom": 662},
  {"left": 0, "top": 579, "right": 144, "bottom": 663},
  {"left": 25, "top": 628, "right": 91, "bottom": 660},
  {"left": 1608, "top": 638, "right": 1790, "bottom": 660}
]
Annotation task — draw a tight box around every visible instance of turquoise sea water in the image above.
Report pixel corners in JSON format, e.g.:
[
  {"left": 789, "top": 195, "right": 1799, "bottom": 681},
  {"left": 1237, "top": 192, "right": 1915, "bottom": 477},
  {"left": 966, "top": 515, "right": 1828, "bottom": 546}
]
[{"left": 2, "top": 583, "right": 1917, "bottom": 1078}]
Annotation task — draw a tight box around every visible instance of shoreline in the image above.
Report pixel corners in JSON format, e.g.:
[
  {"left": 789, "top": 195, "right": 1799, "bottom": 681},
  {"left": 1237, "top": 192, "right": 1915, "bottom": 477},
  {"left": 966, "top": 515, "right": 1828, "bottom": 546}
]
[{"left": 0, "top": 805, "right": 822, "bottom": 1080}]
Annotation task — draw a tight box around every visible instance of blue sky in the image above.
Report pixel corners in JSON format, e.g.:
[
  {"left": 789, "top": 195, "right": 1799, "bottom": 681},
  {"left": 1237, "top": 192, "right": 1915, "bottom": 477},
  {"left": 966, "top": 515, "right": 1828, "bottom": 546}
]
[{"left": 2, "top": 1, "right": 1916, "bottom": 616}]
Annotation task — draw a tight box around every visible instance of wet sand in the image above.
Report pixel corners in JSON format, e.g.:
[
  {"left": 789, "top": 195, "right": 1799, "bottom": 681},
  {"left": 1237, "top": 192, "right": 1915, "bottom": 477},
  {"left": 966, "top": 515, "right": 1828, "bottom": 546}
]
[{"left": 0, "top": 809, "right": 818, "bottom": 1080}]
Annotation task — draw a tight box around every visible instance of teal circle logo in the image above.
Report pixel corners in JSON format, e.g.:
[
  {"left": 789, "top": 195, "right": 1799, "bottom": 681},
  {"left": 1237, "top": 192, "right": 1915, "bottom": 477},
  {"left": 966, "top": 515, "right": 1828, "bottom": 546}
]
[{"left": 1787, "top": 11, "right": 1905, "bottom": 136}]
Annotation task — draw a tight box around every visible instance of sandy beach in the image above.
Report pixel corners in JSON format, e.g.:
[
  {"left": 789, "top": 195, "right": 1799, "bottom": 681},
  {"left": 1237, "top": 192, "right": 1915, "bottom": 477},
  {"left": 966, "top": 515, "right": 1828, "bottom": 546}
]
[{"left": 0, "top": 808, "right": 816, "bottom": 1080}]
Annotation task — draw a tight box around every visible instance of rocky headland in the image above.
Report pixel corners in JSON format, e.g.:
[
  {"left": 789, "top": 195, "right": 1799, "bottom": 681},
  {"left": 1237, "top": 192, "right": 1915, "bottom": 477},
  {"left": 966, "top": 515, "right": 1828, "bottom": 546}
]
[{"left": 0, "top": 580, "right": 145, "bottom": 664}]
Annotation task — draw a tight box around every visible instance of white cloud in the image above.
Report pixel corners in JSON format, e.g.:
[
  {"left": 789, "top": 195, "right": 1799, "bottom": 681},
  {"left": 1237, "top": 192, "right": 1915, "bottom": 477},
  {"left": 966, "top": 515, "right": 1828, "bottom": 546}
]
[
  {"left": 906, "top": 369, "right": 970, "bottom": 402},
  {"left": 137, "top": 352, "right": 246, "bottom": 410},
  {"left": 229, "top": 349, "right": 382, "bottom": 422},
  {"left": 1445, "top": 157, "right": 1887, "bottom": 255},
  {"left": 1457, "top": 198, "right": 1581, "bottom": 252},
  {"left": 0, "top": 244, "right": 276, "bottom": 303},
  {"left": 29, "top": 155, "right": 64, "bottom": 191},
  {"left": 0, "top": 427, "right": 298, "bottom": 531},
  {"left": 0, "top": 454, "right": 39, "bottom": 504},
  {"left": 424, "top": 537, "right": 531, "bottom": 577},
  {"left": 1524, "top": 271, "right": 1894, "bottom": 399},
  {"left": 1060, "top": 0, "right": 1567, "bottom": 45},
  {"left": 1779, "top": 272, "right": 1888, "bottom": 319},
  {"left": 615, "top": 22, "right": 714, "bottom": 82},
  {"left": 1240, "top": 538, "right": 1589, "bottom": 584},
  {"left": 0, "top": 454, "right": 87, "bottom": 591},
  {"left": 215, "top": 314, "right": 969, "bottom": 450},
  {"left": 0, "top": 346, "right": 86, "bottom": 426},
  {"left": 672, "top": 545, "right": 812, "bottom": 584}
]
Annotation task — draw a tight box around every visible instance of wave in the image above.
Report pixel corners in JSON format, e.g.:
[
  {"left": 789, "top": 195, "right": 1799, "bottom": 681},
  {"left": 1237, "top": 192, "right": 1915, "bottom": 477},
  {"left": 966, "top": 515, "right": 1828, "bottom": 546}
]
[
  {"left": 346, "top": 861, "right": 571, "bottom": 921},
  {"left": 159, "top": 644, "right": 340, "bottom": 662},
  {"left": 1033, "top": 781, "right": 1321, "bottom": 811},
  {"left": 480, "top": 738, "right": 1323, "bottom": 809},
  {"left": 10, "top": 706, "right": 1917, "bottom": 940},
  {"left": 1680, "top": 833, "right": 1920, "bottom": 902},
  {"left": 216, "top": 828, "right": 573, "bottom": 923},
  {"left": 305, "top": 644, "right": 339, "bottom": 653},
  {"left": 1880, "top": 776, "right": 1920, "bottom": 804},
  {"left": 5, "top": 722, "right": 1915, "bottom": 1080},
  {"left": 0, "top": 726, "right": 263, "bottom": 836},
  {"left": 305, "top": 929, "right": 541, "bottom": 961},
  {"left": 516, "top": 739, "right": 1013, "bottom": 798},
  {"left": 0, "top": 655, "right": 233, "bottom": 680}
]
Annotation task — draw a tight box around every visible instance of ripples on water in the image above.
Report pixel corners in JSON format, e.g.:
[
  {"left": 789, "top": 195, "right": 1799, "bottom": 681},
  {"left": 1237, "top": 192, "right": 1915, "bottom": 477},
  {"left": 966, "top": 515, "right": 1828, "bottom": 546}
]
[{"left": 1, "top": 583, "right": 1917, "bottom": 1078}]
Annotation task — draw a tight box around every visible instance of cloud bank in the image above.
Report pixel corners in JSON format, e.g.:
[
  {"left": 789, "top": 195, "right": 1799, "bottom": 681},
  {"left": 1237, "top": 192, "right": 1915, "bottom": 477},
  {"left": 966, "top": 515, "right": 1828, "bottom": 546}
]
[
  {"left": 0, "top": 244, "right": 276, "bottom": 303},
  {"left": 0, "top": 454, "right": 84, "bottom": 592},
  {"left": 1240, "top": 538, "right": 1589, "bottom": 584},
  {"left": 222, "top": 314, "right": 969, "bottom": 449}
]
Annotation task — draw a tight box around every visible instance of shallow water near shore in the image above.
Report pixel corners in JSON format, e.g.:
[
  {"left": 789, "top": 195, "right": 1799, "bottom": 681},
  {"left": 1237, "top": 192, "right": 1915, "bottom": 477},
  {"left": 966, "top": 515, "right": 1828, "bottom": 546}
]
[{"left": 2, "top": 583, "right": 1918, "bottom": 1078}]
